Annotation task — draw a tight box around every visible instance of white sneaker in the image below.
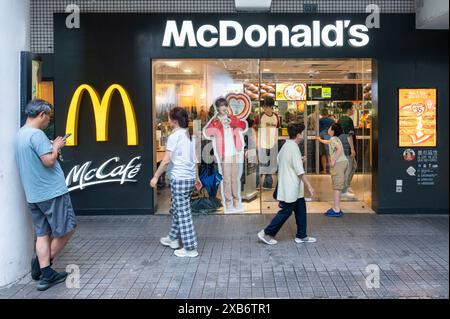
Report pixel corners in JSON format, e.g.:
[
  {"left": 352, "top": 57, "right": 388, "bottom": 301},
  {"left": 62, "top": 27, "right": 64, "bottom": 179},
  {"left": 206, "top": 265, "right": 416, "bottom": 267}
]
[
  {"left": 258, "top": 230, "right": 277, "bottom": 245},
  {"left": 230, "top": 204, "right": 244, "bottom": 214},
  {"left": 295, "top": 236, "right": 317, "bottom": 243},
  {"left": 174, "top": 248, "right": 199, "bottom": 258},
  {"left": 342, "top": 192, "right": 356, "bottom": 198},
  {"left": 160, "top": 236, "right": 181, "bottom": 249}
]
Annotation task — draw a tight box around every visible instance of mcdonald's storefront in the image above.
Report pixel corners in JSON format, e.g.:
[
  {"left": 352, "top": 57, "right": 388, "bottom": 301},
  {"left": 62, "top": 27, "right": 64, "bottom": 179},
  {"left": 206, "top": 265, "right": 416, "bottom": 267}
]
[{"left": 32, "top": 12, "right": 448, "bottom": 215}]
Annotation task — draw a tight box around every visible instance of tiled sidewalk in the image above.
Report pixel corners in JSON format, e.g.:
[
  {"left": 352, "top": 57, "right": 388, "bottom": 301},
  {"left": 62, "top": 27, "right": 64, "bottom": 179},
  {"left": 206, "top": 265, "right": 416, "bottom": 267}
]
[{"left": 0, "top": 213, "right": 448, "bottom": 299}]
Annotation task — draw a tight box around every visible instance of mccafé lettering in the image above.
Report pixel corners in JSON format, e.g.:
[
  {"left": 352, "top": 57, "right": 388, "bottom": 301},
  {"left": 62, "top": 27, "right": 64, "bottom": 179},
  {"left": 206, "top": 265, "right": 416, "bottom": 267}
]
[
  {"left": 66, "top": 156, "right": 142, "bottom": 191},
  {"left": 162, "top": 20, "right": 370, "bottom": 48}
]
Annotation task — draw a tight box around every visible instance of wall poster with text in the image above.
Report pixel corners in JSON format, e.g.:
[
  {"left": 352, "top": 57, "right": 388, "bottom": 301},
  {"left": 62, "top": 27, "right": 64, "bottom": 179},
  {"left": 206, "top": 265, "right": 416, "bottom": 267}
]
[{"left": 399, "top": 88, "right": 437, "bottom": 147}]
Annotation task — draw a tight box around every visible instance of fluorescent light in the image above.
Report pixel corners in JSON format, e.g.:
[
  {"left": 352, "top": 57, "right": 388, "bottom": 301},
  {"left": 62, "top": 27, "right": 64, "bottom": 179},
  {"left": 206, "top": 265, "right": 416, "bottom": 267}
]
[
  {"left": 235, "top": 0, "right": 272, "bottom": 12},
  {"left": 165, "top": 61, "right": 180, "bottom": 67},
  {"left": 183, "top": 69, "right": 192, "bottom": 73}
]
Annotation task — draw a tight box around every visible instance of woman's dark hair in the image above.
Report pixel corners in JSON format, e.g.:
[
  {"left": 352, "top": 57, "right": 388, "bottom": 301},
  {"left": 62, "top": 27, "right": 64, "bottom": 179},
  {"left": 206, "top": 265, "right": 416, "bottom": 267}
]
[
  {"left": 287, "top": 122, "right": 305, "bottom": 139},
  {"left": 169, "top": 107, "right": 189, "bottom": 128},
  {"left": 330, "top": 123, "right": 343, "bottom": 136},
  {"left": 214, "top": 97, "right": 228, "bottom": 109},
  {"left": 169, "top": 107, "right": 192, "bottom": 140}
]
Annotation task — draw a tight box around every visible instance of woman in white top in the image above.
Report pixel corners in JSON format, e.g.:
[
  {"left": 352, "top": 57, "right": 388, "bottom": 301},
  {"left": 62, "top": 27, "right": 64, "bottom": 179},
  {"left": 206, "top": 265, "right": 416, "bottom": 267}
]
[{"left": 150, "top": 107, "right": 201, "bottom": 258}]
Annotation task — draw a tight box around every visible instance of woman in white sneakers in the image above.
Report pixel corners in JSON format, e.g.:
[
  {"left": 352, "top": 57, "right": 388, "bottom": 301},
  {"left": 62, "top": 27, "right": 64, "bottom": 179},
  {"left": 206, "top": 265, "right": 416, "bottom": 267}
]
[{"left": 150, "top": 107, "right": 201, "bottom": 258}]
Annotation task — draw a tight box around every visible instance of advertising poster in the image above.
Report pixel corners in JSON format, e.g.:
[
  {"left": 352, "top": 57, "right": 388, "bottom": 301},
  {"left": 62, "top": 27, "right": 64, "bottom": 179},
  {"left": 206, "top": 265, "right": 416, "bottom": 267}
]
[
  {"left": 243, "top": 82, "right": 275, "bottom": 101},
  {"left": 203, "top": 93, "right": 251, "bottom": 214},
  {"left": 31, "top": 60, "right": 41, "bottom": 100},
  {"left": 399, "top": 88, "right": 437, "bottom": 147},
  {"left": 276, "top": 83, "right": 307, "bottom": 101}
]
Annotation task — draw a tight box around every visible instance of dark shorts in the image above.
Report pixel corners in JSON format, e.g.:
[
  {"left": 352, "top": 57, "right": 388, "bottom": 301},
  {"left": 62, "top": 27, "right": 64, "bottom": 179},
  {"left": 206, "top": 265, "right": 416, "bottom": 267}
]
[
  {"left": 319, "top": 143, "right": 328, "bottom": 156},
  {"left": 28, "top": 193, "right": 77, "bottom": 238}
]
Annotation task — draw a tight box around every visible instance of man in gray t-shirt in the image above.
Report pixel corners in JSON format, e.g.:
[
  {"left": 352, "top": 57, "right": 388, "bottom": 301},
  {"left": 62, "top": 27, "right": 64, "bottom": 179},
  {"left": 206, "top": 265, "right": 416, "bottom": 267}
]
[{"left": 15, "top": 99, "right": 77, "bottom": 291}]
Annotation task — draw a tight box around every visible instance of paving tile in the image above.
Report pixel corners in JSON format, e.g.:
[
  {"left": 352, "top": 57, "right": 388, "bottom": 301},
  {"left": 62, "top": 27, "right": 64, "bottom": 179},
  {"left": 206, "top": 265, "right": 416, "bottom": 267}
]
[{"left": 1, "top": 214, "right": 447, "bottom": 299}]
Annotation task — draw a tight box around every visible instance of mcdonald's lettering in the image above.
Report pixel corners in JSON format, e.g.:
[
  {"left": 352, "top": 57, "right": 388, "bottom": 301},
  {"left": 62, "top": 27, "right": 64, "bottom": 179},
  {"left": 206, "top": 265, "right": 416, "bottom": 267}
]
[{"left": 65, "top": 84, "right": 139, "bottom": 146}]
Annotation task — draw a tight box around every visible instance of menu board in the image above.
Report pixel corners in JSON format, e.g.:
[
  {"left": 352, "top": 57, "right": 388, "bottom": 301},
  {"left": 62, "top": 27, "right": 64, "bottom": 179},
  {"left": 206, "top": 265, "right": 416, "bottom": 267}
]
[
  {"left": 308, "top": 85, "right": 331, "bottom": 99},
  {"left": 399, "top": 88, "right": 437, "bottom": 147},
  {"left": 276, "top": 83, "right": 307, "bottom": 101}
]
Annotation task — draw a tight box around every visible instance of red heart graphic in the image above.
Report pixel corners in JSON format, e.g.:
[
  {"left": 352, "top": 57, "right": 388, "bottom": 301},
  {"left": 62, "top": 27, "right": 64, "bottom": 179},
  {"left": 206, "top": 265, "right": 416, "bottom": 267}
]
[{"left": 225, "top": 93, "right": 251, "bottom": 120}]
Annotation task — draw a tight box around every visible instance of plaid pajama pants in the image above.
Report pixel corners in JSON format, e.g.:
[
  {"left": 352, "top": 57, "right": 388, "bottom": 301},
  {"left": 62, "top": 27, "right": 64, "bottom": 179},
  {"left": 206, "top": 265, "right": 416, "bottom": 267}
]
[{"left": 168, "top": 179, "right": 197, "bottom": 250}]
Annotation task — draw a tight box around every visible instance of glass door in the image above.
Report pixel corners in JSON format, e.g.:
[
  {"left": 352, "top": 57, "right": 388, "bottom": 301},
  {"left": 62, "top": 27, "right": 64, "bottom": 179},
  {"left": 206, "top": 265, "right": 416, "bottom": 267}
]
[
  {"left": 152, "top": 58, "right": 373, "bottom": 214},
  {"left": 258, "top": 58, "right": 374, "bottom": 213}
]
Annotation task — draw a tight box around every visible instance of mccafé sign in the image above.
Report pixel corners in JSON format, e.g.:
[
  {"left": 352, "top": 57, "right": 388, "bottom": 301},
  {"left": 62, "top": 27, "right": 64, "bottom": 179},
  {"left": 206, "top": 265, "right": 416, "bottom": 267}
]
[
  {"left": 162, "top": 20, "right": 370, "bottom": 49},
  {"left": 64, "top": 84, "right": 142, "bottom": 192}
]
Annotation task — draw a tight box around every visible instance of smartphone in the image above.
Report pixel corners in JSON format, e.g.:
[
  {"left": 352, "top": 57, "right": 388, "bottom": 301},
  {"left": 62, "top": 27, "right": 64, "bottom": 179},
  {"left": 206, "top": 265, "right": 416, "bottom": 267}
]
[
  {"left": 63, "top": 133, "right": 72, "bottom": 140},
  {"left": 195, "top": 180, "right": 202, "bottom": 191}
]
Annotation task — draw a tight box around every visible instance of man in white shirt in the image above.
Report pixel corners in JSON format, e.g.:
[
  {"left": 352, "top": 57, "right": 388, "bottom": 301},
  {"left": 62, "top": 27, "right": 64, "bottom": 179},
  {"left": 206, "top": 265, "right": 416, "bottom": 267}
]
[
  {"left": 258, "top": 96, "right": 280, "bottom": 189},
  {"left": 258, "top": 123, "right": 317, "bottom": 244}
]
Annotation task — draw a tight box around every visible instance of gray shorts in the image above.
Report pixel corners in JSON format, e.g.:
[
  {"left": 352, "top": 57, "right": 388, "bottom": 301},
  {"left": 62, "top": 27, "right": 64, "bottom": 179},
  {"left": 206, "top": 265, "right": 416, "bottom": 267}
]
[{"left": 28, "top": 193, "right": 77, "bottom": 238}]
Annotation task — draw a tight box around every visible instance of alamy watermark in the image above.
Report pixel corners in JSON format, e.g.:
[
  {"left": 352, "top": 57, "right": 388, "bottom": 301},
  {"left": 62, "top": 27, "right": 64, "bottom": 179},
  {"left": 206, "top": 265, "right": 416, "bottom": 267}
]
[
  {"left": 65, "top": 264, "right": 80, "bottom": 289},
  {"left": 65, "top": 4, "right": 80, "bottom": 29},
  {"left": 365, "top": 264, "right": 380, "bottom": 289}
]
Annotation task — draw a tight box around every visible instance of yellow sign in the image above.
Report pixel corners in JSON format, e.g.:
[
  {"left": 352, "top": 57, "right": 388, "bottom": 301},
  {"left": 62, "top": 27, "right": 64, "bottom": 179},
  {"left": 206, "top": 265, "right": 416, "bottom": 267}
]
[
  {"left": 65, "top": 84, "right": 139, "bottom": 146},
  {"left": 322, "top": 87, "right": 332, "bottom": 98},
  {"left": 399, "top": 88, "right": 436, "bottom": 147}
]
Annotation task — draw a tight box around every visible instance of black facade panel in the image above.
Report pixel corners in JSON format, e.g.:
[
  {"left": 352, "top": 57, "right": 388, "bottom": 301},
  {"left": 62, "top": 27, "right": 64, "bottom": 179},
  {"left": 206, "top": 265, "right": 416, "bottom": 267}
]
[{"left": 53, "top": 13, "right": 448, "bottom": 214}]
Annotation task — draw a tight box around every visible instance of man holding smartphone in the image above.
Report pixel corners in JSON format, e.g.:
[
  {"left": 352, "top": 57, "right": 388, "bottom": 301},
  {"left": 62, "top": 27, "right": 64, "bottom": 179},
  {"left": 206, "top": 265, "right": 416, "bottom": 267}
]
[{"left": 15, "top": 99, "right": 77, "bottom": 291}]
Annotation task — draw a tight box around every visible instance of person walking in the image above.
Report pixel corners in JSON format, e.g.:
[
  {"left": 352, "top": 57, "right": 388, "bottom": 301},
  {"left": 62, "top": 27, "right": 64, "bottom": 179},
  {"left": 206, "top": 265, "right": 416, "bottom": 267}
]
[
  {"left": 258, "top": 123, "right": 317, "bottom": 245},
  {"left": 150, "top": 107, "right": 201, "bottom": 257},
  {"left": 15, "top": 99, "right": 77, "bottom": 291}
]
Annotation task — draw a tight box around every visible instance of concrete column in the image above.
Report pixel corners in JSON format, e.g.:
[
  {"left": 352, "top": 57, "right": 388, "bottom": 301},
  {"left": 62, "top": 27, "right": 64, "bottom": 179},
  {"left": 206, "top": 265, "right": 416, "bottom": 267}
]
[{"left": 0, "top": 0, "right": 33, "bottom": 287}]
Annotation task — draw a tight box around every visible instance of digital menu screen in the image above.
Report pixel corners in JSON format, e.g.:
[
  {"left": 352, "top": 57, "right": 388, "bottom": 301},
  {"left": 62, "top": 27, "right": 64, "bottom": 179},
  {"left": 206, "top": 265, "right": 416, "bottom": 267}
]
[
  {"left": 308, "top": 86, "right": 332, "bottom": 99},
  {"left": 399, "top": 88, "right": 437, "bottom": 147}
]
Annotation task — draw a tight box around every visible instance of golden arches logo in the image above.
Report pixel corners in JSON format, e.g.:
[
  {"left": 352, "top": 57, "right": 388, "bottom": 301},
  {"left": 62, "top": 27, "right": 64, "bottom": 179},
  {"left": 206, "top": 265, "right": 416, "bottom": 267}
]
[{"left": 65, "top": 84, "right": 139, "bottom": 146}]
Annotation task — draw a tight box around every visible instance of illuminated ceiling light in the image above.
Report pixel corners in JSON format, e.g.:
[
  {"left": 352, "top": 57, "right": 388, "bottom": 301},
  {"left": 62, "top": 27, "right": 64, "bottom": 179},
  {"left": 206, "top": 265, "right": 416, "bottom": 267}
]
[
  {"left": 165, "top": 61, "right": 180, "bottom": 67},
  {"left": 235, "top": 0, "right": 272, "bottom": 12},
  {"left": 263, "top": 68, "right": 271, "bottom": 72}
]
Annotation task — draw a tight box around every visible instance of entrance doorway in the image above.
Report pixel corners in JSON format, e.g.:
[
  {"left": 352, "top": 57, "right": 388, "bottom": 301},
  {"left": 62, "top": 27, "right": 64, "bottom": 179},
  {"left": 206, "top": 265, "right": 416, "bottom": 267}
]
[{"left": 152, "top": 58, "right": 374, "bottom": 214}]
